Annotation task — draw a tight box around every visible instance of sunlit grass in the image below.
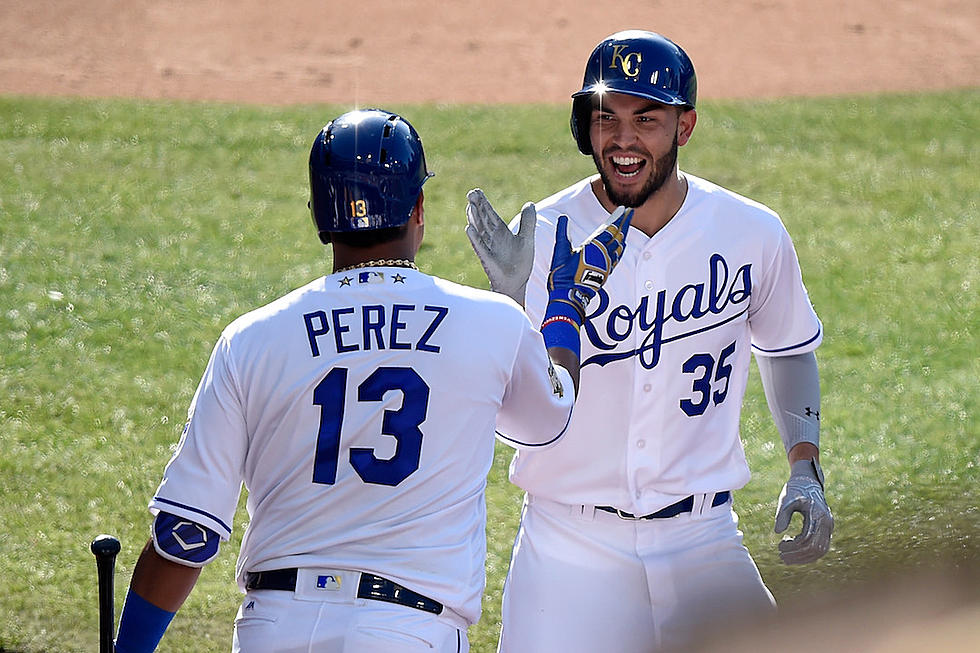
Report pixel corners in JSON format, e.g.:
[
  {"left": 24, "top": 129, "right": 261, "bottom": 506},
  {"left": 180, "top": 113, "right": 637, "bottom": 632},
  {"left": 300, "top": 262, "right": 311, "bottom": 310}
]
[{"left": 1, "top": 89, "right": 977, "bottom": 651}]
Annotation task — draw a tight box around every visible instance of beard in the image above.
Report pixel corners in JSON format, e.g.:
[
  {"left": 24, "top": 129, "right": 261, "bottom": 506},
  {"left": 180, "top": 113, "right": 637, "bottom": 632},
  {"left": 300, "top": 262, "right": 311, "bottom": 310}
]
[{"left": 594, "top": 132, "right": 679, "bottom": 208}]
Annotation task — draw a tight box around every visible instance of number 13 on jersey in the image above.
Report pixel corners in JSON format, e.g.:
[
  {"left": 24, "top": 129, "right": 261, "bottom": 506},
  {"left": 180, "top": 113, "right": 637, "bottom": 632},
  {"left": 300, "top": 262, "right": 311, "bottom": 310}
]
[{"left": 312, "top": 366, "right": 429, "bottom": 487}]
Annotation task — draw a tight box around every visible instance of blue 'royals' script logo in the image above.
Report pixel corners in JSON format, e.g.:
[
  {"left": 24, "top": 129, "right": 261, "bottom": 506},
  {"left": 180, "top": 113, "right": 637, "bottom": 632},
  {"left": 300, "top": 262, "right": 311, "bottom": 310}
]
[{"left": 583, "top": 253, "right": 752, "bottom": 369}]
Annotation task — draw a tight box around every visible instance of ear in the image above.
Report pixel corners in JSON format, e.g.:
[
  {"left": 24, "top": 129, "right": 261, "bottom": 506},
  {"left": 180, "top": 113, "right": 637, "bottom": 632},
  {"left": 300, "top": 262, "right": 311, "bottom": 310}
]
[
  {"left": 410, "top": 190, "right": 426, "bottom": 250},
  {"left": 412, "top": 190, "right": 425, "bottom": 226},
  {"left": 677, "top": 109, "right": 698, "bottom": 147}
]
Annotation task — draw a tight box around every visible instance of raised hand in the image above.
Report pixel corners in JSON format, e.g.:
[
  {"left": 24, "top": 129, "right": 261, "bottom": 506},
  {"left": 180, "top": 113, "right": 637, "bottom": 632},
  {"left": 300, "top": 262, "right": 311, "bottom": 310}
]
[
  {"left": 545, "top": 206, "right": 633, "bottom": 323},
  {"left": 465, "top": 188, "right": 536, "bottom": 305}
]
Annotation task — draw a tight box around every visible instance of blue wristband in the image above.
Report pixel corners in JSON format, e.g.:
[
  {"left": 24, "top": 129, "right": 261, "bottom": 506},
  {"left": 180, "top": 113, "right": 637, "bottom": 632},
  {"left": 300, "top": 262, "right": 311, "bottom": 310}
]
[
  {"left": 115, "top": 590, "right": 176, "bottom": 653},
  {"left": 541, "top": 299, "right": 582, "bottom": 357}
]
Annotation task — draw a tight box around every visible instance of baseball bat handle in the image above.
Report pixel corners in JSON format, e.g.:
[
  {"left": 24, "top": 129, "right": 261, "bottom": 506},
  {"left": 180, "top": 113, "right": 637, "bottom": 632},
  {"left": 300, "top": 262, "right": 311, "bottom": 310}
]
[{"left": 91, "top": 534, "right": 121, "bottom": 653}]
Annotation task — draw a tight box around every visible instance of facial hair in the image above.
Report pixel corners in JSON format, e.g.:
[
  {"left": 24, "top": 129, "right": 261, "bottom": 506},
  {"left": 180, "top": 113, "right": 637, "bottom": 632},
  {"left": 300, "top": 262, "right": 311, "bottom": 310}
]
[{"left": 594, "top": 132, "right": 679, "bottom": 208}]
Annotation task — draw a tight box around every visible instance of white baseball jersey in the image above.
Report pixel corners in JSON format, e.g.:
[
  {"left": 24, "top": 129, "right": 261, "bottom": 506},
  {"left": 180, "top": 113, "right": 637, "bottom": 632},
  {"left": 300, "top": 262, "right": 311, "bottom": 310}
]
[
  {"left": 513, "top": 173, "right": 822, "bottom": 515},
  {"left": 149, "top": 267, "right": 574, "bottom": 625}
]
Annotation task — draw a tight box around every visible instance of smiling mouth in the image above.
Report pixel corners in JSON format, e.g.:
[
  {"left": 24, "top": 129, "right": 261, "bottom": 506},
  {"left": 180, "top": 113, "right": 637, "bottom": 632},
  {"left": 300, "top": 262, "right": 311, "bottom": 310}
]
[{"left": 610, "top": 154, "right": 646, "bottom": 178}]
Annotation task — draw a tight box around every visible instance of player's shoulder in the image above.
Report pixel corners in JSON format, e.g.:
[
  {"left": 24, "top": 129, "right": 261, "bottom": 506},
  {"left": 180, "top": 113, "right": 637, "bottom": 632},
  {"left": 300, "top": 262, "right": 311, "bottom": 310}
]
[
  {"left": 533, "top": 176, "right": 599, "bottom": 221},
  {"left": 432, "top": 276, "right": 538, "bottom": 335},
  {"left": 431, "top": 275, "right": 527, "bottom": 316},
  {"left": 221, "top": 276, "right": 327, "bottom": 339},
  {"left": 685, "top": 173, "right": 788, "bottom": 233},
  {"left": 518, "top": 176, "right": 608, "bottom": 243},
  {"left": 686, "top": 173, "right": 781, "bottom": 220}
]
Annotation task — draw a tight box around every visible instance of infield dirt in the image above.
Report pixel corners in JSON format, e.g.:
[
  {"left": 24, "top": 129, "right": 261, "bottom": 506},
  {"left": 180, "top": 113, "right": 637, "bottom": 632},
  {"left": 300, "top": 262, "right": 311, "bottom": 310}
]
[{"left": 1, "top": 1, "right": 977, "bottom": 105}]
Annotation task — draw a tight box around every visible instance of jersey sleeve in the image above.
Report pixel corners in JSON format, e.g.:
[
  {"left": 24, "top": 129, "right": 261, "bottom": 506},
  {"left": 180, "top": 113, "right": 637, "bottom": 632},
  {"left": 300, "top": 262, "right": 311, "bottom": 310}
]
[
  {"left": 494, "top": 316, "right": 574, "bottom": 449},
  {"left": 148, "top": 333, "right": 246, "bottom": 541},
  {"left": 749, "top": 225, "right": 823, "bottom": 357}
]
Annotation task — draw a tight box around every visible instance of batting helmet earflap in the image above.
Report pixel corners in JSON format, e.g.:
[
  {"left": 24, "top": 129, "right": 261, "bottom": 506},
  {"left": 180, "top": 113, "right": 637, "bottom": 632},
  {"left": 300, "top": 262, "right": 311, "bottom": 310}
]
[
  {"left": 570, "top": 30, "right": 697, "bottom": 155},
  {"left": 309, "top": 109, "right": 434, "bottom": 243}
]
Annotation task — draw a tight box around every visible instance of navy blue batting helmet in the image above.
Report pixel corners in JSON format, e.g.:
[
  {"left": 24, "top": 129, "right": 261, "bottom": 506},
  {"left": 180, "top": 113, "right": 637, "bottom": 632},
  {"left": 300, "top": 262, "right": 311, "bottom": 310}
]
[
  {"left": 570, "top": 31, "right": 697, "bottom": 155},
  {"left": 309, "top": 109, "right": 434, "bottom": 243}
]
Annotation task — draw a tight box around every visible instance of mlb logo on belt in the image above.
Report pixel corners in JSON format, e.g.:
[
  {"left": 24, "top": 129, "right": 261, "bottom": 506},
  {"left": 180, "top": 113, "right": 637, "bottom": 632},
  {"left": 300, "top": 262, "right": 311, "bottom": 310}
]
[{"left": 316, "top": 574, "right": 342, "bottom": 591}]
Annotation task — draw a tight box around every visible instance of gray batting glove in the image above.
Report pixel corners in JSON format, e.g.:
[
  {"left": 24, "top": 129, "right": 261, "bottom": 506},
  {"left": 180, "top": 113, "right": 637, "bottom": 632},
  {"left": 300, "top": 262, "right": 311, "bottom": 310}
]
[
  {"left": 465, "top": 188, "right": 536, "bottom": 306},
  {"left": 774, "top": 458, "right": 834, "bottom": 565}
]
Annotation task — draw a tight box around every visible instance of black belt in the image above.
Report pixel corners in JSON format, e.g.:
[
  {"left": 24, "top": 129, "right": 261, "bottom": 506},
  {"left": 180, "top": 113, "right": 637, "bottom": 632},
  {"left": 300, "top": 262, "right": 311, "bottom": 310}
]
[
  {"left": 244, "top": 568, "right": 443, "bottom": 615},
  {"left": 597, "top": 491, "right": 731, "bottom": 520}
]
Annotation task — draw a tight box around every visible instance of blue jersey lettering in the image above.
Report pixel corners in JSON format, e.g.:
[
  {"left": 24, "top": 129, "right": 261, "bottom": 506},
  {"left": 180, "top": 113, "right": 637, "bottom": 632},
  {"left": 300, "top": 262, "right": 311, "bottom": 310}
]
[{"left": 303, "top": 304, "right": 450, "bottom": 357}]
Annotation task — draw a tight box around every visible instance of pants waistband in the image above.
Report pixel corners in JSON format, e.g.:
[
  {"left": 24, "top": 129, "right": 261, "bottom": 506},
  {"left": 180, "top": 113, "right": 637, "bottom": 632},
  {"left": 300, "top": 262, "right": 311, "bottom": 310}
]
[
  {"left": 244, "top": 568, "right": 443, "bottom": 615},
  {"left": 596, "top": 491, "right": 731, "bottom": 520}
]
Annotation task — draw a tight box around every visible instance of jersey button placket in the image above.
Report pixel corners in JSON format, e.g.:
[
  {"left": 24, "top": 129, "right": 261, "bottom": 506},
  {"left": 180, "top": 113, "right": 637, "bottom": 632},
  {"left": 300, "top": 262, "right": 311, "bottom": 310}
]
[
  {"left": 636, "top": 382, "right": 652, "bottom": 452},
  {"left": 630, "top": 360, "right": 652, "bottom": 503},
  {"left": 626, "top": 247, "right": 657, "bottom": 508},
  {"left": 642, "top": 250, "right": 654, "bottom": 291},
  {"left": 634, "top": 243, "right": 666, "bottom": 508},
  {"left": 628, "top": 250, "right": 650, "bottom": 512}
]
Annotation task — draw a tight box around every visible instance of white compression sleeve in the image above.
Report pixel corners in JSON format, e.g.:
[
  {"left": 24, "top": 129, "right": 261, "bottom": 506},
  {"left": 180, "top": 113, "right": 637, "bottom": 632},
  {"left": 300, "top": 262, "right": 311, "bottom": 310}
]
[{"left": 755, "top": 351, "right": 821, "bottom": 454}]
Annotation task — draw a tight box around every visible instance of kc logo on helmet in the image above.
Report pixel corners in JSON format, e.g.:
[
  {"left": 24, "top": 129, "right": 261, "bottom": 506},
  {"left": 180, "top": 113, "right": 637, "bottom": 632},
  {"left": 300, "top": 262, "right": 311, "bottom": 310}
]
[{"left": 609, "top": 45, "right": 642, "bottom": 80}]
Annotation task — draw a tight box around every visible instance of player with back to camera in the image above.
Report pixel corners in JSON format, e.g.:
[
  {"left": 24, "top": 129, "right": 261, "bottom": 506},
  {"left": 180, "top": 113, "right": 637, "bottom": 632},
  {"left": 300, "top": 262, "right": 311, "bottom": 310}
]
[
  {"left": 465, "top": 30, "right": 834, "bottom": 653},
  {"left": 111, "top": 108, "right": 633, "bottom": 652}
]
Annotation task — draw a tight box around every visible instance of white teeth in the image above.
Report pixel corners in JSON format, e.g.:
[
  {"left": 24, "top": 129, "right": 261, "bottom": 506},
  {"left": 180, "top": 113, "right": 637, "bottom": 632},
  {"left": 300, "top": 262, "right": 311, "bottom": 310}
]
[{"left": 612, "top": 155, "right": 642, "bottom": 165}]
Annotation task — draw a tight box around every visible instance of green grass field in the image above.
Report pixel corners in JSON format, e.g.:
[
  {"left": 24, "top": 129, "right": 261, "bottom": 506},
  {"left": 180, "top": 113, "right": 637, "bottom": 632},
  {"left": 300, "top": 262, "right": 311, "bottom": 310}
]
[{"left": 1, "top": 89, "right": 978, "bottom": 652}]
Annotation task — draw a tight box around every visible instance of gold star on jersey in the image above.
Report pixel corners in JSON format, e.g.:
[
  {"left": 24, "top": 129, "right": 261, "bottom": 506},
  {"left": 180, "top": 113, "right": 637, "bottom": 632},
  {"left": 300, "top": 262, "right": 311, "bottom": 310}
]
[{"left": 334, "top": 260, "right": 418, "bottom": 288}]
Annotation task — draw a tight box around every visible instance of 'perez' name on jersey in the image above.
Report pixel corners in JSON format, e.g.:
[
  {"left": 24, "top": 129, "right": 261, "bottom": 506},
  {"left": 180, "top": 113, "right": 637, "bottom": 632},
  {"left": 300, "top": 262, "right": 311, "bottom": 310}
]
[{"left": 303, "top": 304, "right": 450, "bottom": 357}]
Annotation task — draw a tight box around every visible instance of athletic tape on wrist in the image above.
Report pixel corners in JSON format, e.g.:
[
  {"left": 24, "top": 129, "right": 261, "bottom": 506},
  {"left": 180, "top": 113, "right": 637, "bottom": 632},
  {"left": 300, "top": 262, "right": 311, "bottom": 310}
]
[
  {"left": 114, "top": 590, "right": 176, "bottom": 653},
  {"left": 541, "top": 315, "right": 580, "bottom": 330}
]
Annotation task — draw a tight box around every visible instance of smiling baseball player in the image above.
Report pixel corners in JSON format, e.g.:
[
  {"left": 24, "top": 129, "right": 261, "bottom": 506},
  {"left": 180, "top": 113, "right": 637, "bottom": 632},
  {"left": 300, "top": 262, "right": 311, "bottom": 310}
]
[
  {"left": 111, "top": 108, "right": 632, "bottom": 653},
  {"left": 466, "top": 30, "right": 834, "bottom": 653}
]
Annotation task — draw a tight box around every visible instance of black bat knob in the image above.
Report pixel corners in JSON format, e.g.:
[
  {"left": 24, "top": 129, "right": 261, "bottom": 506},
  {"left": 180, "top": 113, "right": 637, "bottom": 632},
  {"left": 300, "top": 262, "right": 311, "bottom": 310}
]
[{"left": 91, "top": 534, "right": 121, "bottom": 558}]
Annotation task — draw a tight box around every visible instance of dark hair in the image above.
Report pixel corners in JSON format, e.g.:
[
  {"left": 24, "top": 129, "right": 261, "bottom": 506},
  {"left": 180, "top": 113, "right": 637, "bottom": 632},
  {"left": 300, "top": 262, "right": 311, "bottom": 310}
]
[{"left": 329, "top": 223, "right": 411, "bottom": 248}]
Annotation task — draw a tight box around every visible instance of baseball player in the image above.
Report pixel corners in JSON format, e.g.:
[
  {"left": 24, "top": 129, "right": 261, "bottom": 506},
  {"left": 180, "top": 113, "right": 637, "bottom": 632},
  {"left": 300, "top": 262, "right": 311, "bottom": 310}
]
[
  {"left": 111, "top": 108, "right": 633, "bottom": 653},
  {"left": 465, "top": 31, "right": 834, "bottom": 653}
]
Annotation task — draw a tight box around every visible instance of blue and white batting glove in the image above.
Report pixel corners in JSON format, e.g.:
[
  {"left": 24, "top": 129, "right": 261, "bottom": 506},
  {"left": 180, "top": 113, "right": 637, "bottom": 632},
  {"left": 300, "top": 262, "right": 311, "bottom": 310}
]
[
  {"left": 541, "top": 206, "right": 633, "bottom": 354},
  {"left": 774, "top": 458, "right": 834, "bottom": 565}
]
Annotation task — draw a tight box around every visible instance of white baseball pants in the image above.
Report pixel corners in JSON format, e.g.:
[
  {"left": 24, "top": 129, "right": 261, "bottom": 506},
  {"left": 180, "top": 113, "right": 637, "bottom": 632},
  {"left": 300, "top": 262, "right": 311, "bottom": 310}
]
[
  {"left": 497, "top": 493, "right": 776, "bottom": 653},
  {"left": 231, "top": 569, "right": 469, "bottom": 653}
]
